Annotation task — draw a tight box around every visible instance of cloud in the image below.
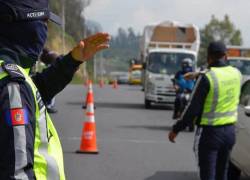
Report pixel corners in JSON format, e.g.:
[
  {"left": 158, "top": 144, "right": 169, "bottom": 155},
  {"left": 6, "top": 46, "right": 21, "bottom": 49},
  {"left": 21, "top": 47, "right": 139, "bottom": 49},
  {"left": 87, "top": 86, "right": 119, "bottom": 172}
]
[
  {"left": 132, "top": 6, "right": 159, "bottom": 29},
  {"left": 85, "top": 0, "right": 250, "bottom": 45},
  {"left": 85, "top": 0, "right": 113, "bottom": 17}
]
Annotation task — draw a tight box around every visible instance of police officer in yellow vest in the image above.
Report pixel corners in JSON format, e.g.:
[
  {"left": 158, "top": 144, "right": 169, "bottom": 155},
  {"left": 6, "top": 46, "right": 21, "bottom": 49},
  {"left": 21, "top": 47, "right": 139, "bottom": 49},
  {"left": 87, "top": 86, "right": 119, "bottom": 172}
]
[
  {"left": 168, "top": 41, "right": 242, "bottom": 180},
  {"left": 0, "top": 1, "right": 110, "bottom": 179}
]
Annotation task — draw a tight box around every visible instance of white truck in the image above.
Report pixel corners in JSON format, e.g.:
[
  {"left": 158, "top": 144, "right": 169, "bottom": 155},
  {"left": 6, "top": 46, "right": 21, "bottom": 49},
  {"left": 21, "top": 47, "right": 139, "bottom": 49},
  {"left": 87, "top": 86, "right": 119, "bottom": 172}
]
[
  {"left": 141, "top": 21, "right": 200, "bottom": 108},
  {"left": 227, "top": 46, "right": 250, "bottom": 84}
]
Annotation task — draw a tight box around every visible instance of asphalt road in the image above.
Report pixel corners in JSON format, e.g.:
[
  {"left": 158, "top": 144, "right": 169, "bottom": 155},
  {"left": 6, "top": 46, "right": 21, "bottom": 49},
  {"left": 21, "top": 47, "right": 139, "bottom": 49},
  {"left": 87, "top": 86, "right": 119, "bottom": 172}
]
[{"left": 51, "top": 84, "right": 201, "bottom": 180}]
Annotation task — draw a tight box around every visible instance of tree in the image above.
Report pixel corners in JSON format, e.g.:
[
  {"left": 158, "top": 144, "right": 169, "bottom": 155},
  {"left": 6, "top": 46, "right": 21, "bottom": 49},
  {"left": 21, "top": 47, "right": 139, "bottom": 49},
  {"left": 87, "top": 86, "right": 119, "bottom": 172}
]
[
  {"left": 49, "top": 0, "right": 91, "bottom": 41},
  {"left": 116, "top": 28, "right": 128, "bottom": 48},
  {"left": 198, "top": 15, "right": 242, "bottom": 66},
  {"left": 102, "top": 27, "right": 141, "bottom": 72},
  {"left": 128, "top": 27, "right": 137, "bottom": 49}
]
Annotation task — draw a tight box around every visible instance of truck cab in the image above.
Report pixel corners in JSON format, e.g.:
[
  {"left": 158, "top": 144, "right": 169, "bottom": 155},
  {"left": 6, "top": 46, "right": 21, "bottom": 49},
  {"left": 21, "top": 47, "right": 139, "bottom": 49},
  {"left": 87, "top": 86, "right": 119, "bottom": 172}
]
[
  {"left": 129, "top": 64, "right": 142, "bottom": 85},
  {"left": 227, "top": 46, "right": 250, "bottom": 84},
  {"left": 141, "top": 21, "right": 200, "bottom": 108},
  {"left": 144, "top": 48, "right": 196, "bottom": 108}
]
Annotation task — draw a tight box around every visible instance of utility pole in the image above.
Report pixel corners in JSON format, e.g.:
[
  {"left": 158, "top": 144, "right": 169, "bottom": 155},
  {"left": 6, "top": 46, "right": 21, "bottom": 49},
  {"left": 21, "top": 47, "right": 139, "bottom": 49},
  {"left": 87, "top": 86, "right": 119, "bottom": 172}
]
[
  {"left": 82, "top": 19, "right": 88, "bottom": 81},
  {"left": 62, "top": 0, "right": 65, "bottom": 54},
  {"left": 93, "top": 53, "right": 96, "bottom": 82},
  {"left": 100, "top": 52, "right": 104, "bottom": 81}
]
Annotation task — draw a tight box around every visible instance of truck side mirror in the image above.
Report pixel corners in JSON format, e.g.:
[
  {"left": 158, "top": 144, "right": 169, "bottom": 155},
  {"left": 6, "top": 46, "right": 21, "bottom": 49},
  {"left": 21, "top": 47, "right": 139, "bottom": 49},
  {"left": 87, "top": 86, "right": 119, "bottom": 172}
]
[
  {"left": 143, "top": 62, "right": 146, "bottom": 69},
  {"left": 170, "top": 75, "right": 175, "bottom": 83},
  {"left": 244, "top": 106, "right": 250, "bottom": 117},
  {"left": 240, "top": 80, "right": 250, "bottom": 106}
]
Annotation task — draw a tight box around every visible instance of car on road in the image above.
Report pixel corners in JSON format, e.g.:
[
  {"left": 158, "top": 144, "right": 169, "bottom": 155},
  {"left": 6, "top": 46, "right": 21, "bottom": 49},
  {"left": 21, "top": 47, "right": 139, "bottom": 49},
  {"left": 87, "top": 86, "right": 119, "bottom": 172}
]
[
  {"left": 128, "top": 64, "right": 142, "bottom": 85},
  {"left": 129, "top": 69, "right": 142, "bottom": 85},
  {"left": 229, "top": 79, "right": 250, "bottom": 178},
  {"left": 227, "top": 57, "right": 250, "bottom": 84},
  {"left": 227, "top": 46, "right": 250, "bottom": 84},
  {"left": 108, "top": 71, "right": 129, "bottom": 84},
  {"left": 117, "top": 72, "right": 129, "bottom": 84}
]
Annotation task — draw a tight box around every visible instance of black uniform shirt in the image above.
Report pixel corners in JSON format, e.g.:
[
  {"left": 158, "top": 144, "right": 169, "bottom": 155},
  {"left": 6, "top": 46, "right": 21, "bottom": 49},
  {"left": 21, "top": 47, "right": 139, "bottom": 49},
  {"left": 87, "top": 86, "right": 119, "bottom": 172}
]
[{"left": 0, "top": 48, "right": 81, "bottom": 179}]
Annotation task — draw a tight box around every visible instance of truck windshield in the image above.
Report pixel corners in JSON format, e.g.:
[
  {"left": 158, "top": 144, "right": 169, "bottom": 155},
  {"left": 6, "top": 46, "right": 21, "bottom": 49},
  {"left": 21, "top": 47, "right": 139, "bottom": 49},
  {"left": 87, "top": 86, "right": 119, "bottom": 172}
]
[
  {"left": 227, "top": 59, "right": 250, "bottom": 75},
  {"left": 147, "top": 52, "right": 195, "bottom": 74},
  {"left": 131, "top": 70, "right": 141, "bottom": 79}
]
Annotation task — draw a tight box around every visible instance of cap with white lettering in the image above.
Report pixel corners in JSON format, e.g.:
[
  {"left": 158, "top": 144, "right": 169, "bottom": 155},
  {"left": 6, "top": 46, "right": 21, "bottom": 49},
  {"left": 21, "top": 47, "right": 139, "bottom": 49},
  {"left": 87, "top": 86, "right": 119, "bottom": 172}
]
[{"left": 0, "top": 1, "right": 62, "bottom": 25}]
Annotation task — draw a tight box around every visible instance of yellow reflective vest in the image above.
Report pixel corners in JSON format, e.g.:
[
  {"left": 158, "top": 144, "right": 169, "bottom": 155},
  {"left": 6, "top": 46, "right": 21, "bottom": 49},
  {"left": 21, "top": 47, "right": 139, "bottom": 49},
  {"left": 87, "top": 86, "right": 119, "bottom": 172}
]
[
  {"left": 0, "top": 61, "right": 65, "bottom": 180},
  {"left": 200, "top": 66, "right": 242, "bottom": 126}
]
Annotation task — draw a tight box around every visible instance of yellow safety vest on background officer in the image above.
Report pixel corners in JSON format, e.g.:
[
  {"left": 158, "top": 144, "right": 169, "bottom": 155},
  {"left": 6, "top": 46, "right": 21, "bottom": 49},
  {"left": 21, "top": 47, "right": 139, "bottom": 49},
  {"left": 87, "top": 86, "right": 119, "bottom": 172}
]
[
  {"left": 0, "top": 60, "right": 65, "bottom": 180},
  {"left": 169, "top": 41, "right": 243, "bottom": 180},
  {"left": 201, "top": 66, "right": 241, "bottom": 126}
]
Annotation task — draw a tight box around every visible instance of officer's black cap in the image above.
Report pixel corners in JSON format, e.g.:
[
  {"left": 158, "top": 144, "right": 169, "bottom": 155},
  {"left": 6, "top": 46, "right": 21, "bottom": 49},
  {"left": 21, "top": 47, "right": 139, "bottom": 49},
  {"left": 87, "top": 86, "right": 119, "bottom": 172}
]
[
  {"left": 0, "top": 1, "right": 62, "bottom": 25},
  {"left": 208, "top": 41, "right": 227, "bottom": 55}
]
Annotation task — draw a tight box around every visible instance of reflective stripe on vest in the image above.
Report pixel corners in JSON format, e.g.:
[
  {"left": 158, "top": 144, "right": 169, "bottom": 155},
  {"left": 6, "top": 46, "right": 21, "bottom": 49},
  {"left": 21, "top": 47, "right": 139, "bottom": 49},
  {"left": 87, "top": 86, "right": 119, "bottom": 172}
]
[
  {"left": 35, "top": 91, "right": 60, "bottom": 180},
  {"left": 8, "top": 83, "right": 29, "bottom": 180},
  {"left": 201, "top": 66, "right": 241, "bottom": 126},
  {"left": 0, "top": 61, "right": 65, "bottom": 180}
]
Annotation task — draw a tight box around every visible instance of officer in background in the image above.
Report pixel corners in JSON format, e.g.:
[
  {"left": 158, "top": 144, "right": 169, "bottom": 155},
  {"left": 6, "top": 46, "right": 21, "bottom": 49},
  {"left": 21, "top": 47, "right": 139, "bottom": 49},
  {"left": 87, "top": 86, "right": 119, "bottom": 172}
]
[
  {"left": 168, "top": 41, "right": 242, "bottom": 180},
  {"left": 0, "top": 0, "right": 110, "bottom": 180},
  {"left": 172, "top": 58, "right": 195, "bottom": 120}
]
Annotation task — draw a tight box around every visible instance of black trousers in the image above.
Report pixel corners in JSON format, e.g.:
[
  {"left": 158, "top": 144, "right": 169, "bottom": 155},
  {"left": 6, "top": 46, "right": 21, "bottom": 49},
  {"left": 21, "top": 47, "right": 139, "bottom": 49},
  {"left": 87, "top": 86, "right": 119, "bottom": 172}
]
[
  {"left": 194, "top": 125, "right": 235, "bottom": 180},
  {"left": 173, "top": 93, "right": 186, "bottom": 118}
]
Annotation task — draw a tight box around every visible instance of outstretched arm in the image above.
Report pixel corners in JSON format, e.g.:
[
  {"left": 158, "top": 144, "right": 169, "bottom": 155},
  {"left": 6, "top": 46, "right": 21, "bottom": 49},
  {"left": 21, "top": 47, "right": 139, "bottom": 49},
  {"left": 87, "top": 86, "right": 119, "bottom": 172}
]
[
  {"left": 32, "top": 32, "right": 110, "bottom": 103},
  {"left": 168, "top": 75, "right": 209, "bottom": 142}
]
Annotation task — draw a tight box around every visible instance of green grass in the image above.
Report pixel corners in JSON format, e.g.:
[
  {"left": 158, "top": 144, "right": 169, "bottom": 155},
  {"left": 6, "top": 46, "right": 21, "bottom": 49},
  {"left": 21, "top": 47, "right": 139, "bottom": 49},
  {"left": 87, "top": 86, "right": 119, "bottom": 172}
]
[{"left": 70, "top": 74, "right": 84, "bottom": 84}]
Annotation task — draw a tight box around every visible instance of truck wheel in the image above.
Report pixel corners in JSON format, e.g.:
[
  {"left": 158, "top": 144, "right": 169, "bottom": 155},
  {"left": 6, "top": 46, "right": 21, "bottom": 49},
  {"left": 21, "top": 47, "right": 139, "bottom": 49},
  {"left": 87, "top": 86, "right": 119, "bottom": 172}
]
[
  {"left": 228, "top": 161, "right": 241, "bottom": 180},
  {"left": 145, "top": 99, "right": 151, "bottom": 109}
]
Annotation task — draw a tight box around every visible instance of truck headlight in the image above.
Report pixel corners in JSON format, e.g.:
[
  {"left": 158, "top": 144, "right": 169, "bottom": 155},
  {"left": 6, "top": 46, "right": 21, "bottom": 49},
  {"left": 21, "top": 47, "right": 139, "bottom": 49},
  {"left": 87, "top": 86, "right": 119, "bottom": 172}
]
[{"left": 147, "top": 81, "right": 155, "bottom": 93}]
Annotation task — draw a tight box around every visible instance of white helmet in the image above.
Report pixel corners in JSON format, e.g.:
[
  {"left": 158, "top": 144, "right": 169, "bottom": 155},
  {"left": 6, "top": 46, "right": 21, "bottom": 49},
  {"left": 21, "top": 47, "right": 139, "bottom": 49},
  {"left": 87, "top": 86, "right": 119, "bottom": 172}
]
[{"left": 182, "top": 58, "right": 193, "bottom": 67}]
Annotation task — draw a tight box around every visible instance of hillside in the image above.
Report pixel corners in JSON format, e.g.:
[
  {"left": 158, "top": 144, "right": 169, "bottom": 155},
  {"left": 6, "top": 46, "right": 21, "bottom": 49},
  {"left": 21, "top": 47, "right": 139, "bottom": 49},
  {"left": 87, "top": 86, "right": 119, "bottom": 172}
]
[{"left": 46, "top": 23, "right": 76, "bottom": 54}]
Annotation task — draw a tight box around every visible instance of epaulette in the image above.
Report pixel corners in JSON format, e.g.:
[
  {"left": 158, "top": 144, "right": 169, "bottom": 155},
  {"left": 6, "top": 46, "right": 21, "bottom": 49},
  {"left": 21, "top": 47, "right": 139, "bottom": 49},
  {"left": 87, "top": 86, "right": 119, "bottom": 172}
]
[
  {"left": 1, "top": 63, "right": 25, "bottom": 81},
  {"left": 199, "top": 69, "right": 209, "bottom": 75}
]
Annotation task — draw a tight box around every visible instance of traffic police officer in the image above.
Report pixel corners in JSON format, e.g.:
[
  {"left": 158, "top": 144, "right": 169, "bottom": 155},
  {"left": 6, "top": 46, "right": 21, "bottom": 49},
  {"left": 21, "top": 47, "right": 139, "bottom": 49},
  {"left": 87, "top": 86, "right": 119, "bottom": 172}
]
[
  {"left": 0, "top": 0, "right": 110, "bottom": 179},
  {"left": 168, "top": 41, "right": 242, "bottom": 180}
]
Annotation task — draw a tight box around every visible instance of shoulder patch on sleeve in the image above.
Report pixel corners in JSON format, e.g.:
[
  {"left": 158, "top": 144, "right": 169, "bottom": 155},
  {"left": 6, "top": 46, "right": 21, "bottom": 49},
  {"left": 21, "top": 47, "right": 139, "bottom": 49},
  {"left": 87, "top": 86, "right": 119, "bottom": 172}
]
[{"left": 4, "top": 108, "right": 28, "bottom": 126}]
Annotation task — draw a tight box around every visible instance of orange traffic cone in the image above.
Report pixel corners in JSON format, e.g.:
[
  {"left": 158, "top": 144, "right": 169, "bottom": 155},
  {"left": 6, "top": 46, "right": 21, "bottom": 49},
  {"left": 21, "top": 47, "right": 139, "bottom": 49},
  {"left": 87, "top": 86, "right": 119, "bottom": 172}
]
[
  {"left": 84, "top": 78, "right": 92, "bottom": 87},
  {"left": 82, "top": 80, "right": 93, "bottom": 109},
  {"left": 77, "top": 83, "right": 99, "bottom": 154},
  {"left": 112, "top": 79, "right": 118, "bottom": 89},
  {"left": 84, "top": 78, "right": 88, "bottom": 87},
  {"left": 99, "top": 79, "right": 104, "bottom": 88}
]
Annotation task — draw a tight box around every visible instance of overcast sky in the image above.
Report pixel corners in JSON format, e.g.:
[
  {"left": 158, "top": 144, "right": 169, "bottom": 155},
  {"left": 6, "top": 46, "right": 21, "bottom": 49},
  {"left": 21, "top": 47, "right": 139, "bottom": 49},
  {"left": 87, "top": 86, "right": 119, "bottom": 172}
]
[{"left": 85, "top": 0, "right": 250, "bottom": 46}]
